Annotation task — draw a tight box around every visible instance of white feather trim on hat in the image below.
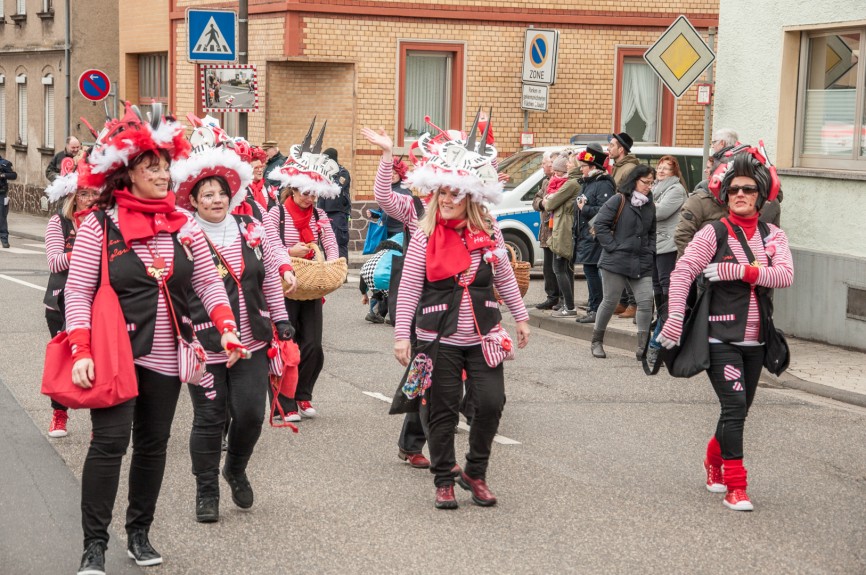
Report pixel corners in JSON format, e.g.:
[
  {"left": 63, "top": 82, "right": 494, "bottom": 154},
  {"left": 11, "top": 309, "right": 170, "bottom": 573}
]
[
  {"left": 44, "top": 173, "right": 78, "bottom": 203},
  {"left": 269, "top": 169, "right": 341, "bottom": 199},
  {"left": 404, "top": 164, "right": 504, "bottom": 205},
  {"left": 151, "top": 120, "right": 184, "bottom": 146},
  {"left": 89, "top": 140, "right": 135, "bottom": 174}
]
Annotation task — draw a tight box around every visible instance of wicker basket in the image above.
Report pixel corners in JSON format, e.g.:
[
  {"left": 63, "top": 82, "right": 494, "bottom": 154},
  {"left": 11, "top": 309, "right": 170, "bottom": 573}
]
[
  {"left": 494, "top": 244, "right": 531, "bottom": 299},
  {"left": 283, "top": 243, "right": 348, "bottom": 301}
]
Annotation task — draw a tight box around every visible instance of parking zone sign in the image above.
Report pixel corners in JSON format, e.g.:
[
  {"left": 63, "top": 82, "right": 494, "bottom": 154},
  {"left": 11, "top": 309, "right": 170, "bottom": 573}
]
[{"left": 522, "top": 29, "right": 559, "bottom": 86}]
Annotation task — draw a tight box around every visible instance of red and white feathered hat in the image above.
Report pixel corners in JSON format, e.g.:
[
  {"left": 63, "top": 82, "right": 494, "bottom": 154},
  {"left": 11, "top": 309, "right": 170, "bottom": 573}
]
[
  {"left": 83, "top": 102, "right": 190, "bottom": 190},
  {"left": 405, "top": 109, "right": 502, "bottom": 205},
  {"left": 44, "top": 158, "right": 98, "bottom": 203},
  {"left": 268, "top": 118, "right": 341, "bottom": 199},
  {"left": 171, "top": 115, "right": 253, "bottom": 212}
]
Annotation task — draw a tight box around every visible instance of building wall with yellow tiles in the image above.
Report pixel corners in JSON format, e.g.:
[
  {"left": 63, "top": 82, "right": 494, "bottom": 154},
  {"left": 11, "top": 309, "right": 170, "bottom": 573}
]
[{"left": 118, "top": 0, "right": 170, "bottom": 104}]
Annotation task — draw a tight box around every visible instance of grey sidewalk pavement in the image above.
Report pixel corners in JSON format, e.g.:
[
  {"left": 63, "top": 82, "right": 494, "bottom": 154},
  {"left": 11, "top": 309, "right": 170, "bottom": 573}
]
[{"left": 10, "top": 210, "right": 866, "bottom": 408}]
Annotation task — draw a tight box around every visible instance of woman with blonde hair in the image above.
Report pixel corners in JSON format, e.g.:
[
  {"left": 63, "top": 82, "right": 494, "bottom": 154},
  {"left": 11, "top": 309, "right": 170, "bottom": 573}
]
[{"left": 391, "top": 114, "right": 530, "bottom": 509}]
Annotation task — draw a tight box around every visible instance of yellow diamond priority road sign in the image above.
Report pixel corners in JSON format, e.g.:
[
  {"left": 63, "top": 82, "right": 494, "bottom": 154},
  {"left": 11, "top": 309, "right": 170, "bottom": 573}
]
[{"left": 643, "top": 16, "right": 715, "bottom": 98}]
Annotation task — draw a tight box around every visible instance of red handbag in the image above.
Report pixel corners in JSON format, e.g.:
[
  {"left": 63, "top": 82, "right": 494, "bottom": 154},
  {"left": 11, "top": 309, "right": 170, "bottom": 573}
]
[
  {"left": 41, "top": 221, "right": 138, "bottom": 409},
  {"left": 268, "top": 333, "right": 300, "bottom": 430}
]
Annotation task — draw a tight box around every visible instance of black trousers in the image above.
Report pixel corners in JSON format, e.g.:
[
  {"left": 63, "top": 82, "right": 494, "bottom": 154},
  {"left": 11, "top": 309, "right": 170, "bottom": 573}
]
[
  {"left": 398, "top": 412, "right": 427, "bottom": 454},
  {"left": 274, "top": 298, "right": 324, "bottom": 412},
  {"left": 188, "top": 348, "right": 269, "bottom": 497},
  {"left": 0, "top": 192, "right": 8, "bottom": 242},
  {"left": 45, "top": 308, "right": 68, "bottom": 411},
  {"left": 327, "top": 211, "right": 350, "bottom": 262},
  {"left": 422, "top": 343, "right": 505, "bottom": 487},
  {"left": 541, "top": 247, "right": 561, "bottom": 300},
  {"left": 652, "top": 251, "right": 677, "bottom": 295},
  {"left": 706, "top": 344, "right": 765, "bottom": 460},
  {"left": 552, "top": 255, "right": 575, "bottom": 310},
  {"left": 81, "top": 366, "right": 181, "bottom": 547}
]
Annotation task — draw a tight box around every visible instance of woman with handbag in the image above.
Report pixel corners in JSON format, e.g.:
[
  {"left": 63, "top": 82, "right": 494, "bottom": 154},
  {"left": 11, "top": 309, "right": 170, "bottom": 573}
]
[
  {"left": 391, "top": 114, "right": 530, "bottom": 509},
  {"left": 42, "top": 159, "right": 99, "bottom": 438},
  {"left": 64, "top": 103, "right": 243, "bottom": 575},
  {"left": 657, "top": 152, "right": 793, "bottom": 512},
  {"left": 265, "top": 120, "right": 340, "bottom": 422},
  {"left": 172, "top": 134, "right": 297, "bottom": 523},
  {"left": 590, "top": 165, "right": 657, "bottom": 359}
]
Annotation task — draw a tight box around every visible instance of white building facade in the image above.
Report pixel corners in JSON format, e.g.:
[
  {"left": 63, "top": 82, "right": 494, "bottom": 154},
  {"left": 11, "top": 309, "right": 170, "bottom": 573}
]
[{"left": 714, "top": 1, "right": 866, "bottom": 350}]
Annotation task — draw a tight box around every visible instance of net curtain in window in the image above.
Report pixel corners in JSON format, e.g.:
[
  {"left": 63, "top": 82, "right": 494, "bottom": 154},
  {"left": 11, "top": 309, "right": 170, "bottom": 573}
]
[
  {"left": 404, "top": 53, "right": 450, "bottom": 141},
  {"left": 621, "top": 61, "right": 659, "bottom": 143}
]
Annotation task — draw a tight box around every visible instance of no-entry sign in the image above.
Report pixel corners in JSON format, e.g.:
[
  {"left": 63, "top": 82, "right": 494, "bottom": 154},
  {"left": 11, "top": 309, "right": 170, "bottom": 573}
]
[{"left": 78, "top": 69, "right": 111, "bottom": 102}]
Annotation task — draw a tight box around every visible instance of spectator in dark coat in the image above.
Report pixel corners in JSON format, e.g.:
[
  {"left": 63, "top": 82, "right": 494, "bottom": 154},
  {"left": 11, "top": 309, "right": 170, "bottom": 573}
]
[
  {"left": 591, "top": 165, "right": 656, "bottom": 360},
  {"left": 532, "top": 151, "right": 563, "bottom": 309},
  {"left": 572, "top": 143, "right": 615, "bottom": 324},
  {"left": 45, "top": 137, "right": 81, "bottom": 183},
  {"left": 0, "top": 153, "right": 17, "bottom": 248},
  {"left": 262, "top": 141, "right": 287, "bottom": 188},
  {"left": 318, "top": 147, "right": 352, "bottom": 261}
]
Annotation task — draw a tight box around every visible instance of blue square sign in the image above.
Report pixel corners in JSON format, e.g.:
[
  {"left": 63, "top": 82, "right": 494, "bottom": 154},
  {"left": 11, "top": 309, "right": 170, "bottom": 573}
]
[{"left": 187, "top": 9, "right": 237, "bottom": 63}]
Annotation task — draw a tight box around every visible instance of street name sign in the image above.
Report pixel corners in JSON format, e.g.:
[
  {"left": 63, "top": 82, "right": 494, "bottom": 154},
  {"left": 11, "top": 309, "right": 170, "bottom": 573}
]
[
  {"left": 187, "top": 9, "right": 237, "bottom": 63},
  {"left": 522, "top": 29, "right": 559, "bottom": 86},
  {"left": 643, "top": 15, "right": 715, "bottom": 98}
]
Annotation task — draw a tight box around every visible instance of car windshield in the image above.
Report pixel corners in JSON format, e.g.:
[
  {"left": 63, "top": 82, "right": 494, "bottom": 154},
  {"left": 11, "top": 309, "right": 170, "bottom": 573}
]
[{"left": 497, "top": 151, "right": 544, "bottom": 190}]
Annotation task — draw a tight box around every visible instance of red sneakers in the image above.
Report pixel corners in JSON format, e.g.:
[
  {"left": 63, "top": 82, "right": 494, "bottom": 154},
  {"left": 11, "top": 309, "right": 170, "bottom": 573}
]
[
  {"left": 704, "top": 459, "right": 726, "bottom": 493},
  {"left": 723, "top": 488, "right": 754, "bottom": 511},
  {"left": 48, "top": 409, "right": 69, "bottom": 438},
  {"left": 435, "top": 485, "right": 458, "bottom": 509},
  {"left": 297, "top": 401, "right": 317, "bottom": 418},
  {"left": 456, "top": 472, "right": 497, "bottom": 506},
  {"left": 398, "top": 450, "right": 430, "bottom": 469}
]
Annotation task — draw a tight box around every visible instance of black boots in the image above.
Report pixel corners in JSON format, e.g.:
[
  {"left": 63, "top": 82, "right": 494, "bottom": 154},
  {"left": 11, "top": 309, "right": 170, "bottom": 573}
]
[
  {"left": 591, "top": 330, "right": 606, "bottom": 358},
  {"left": 196, "top": 494, "right": 220, "bottom": 523},
  {"left": 222, "top": 456, "right": 254, "bottom": 509},
  {"left": 127, "top": 530, "right": 162, "bottom": 566}
]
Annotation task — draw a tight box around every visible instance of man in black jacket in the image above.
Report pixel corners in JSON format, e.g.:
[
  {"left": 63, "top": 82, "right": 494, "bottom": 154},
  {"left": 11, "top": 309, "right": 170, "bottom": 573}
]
[
  {"left": 318, "top": 147, "right": 351, "bottom": 261},
  {"left": 262, "top": 140, "right": 287, "bottom": 189},
  {"left": 0, "top": 153, "right": 18, "bottom": 248},
  {"left": 45, "top": 136, "right": 81, "bottom": 183}
]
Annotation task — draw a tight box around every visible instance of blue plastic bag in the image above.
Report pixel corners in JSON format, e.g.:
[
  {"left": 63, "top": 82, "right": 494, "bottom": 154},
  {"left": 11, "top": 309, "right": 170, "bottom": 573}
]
[
  {"left": 373, "top": 249, "right": 401, "bottom": 291},
  {"left": 362, "top": 210, "right": 387, "bottom": 255}
]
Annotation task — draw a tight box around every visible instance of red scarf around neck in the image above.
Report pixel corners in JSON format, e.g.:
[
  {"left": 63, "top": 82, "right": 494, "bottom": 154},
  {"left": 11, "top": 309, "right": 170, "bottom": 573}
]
[
  {"left": 232, "top": 198, "right": 254, "bottom": 217},
  {"left": 113, "top": 189, "right": 188, "bottom": 244},
  {"left": 249, "top": 179, "right": 267, "bottom": 208},
  {"left": 73, "top": 205, "right": 98, "bottom": 228},
  {"left": 284, "top": 196, "right": 315, "bottom": 244},
  {"left": 727, "top": 212, "right": 759, "bottom": 240},
  {"left": 426, "top": 214, "right": 495, "bottom": 282}
]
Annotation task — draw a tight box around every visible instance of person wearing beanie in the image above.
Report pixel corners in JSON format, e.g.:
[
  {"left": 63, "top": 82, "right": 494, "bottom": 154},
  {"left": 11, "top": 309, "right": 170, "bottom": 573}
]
[
  {"left": 261, "top": 140, "right": 287, "bottom": 188},
  {"left": 318, "top": 147, "right": 353, "bottom": 262},
  {"left": 531, "top": 151, "right": 563, "bottom": 310},
  {"left": 608, "top": 132, "right": 640, "bottom": 317},
  {"left": 658, "top": 152, "right": 793, "bottom": 512}
]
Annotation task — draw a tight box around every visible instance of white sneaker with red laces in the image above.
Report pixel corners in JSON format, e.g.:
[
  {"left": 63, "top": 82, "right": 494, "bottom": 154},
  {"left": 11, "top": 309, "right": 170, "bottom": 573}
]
[
  {"left": 723, "top": 489, "right": 754, "bottom": 511},
  {"left": 48, "top": 409, "right": 69, "bottom": 438},
  {"left": 297, "top": 401, "right": 317, "bottom": 418},
  {"left": 704, "top": 459, "right": 726, "bottom": 493},
  {"left": 284, "top": 411, "right": 301, "bottom": 423}
]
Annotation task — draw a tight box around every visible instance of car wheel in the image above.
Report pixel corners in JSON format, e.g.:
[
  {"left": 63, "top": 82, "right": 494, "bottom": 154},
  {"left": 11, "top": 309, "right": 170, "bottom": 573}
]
[{"left": 502, "top": 232, "right": 531, "bottom": 264}]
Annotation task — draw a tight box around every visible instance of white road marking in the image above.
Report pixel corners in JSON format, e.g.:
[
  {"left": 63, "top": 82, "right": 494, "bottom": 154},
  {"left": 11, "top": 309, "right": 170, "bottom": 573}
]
[
  {"left": 0, "top": 247, "right": 45, "bottom": 255},
  {"left": 22, "top": 243, "right": 46, "bottom": 250},
  {"left": 0, "top": 274, "right": 45, "bottom": 291},
  {"left": 346, "top": 274, "right": 360, "bottom": 283},
  {"left": 363, "top": 390, "right": 521, "bottom": 445}
]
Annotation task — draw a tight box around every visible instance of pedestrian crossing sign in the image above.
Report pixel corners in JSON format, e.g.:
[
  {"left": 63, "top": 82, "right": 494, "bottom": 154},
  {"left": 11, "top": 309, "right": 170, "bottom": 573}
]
[{"left": 187, "top": 9, "right": 237, "bottom": 63}]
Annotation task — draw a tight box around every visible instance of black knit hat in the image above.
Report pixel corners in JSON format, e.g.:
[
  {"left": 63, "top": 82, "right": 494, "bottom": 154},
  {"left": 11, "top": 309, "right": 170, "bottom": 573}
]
[
  {"left": 610, "top": 132, "right": 634, "bottom": 153},
  {"left": 323, "top": 147, "right": 338, "bottom": 162}
]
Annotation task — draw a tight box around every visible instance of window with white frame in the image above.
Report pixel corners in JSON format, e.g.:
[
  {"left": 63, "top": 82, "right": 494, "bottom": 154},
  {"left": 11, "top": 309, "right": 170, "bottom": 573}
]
[
  {"left": 17, "top": 0, "right": 26, "bottom": 15},
  {"left": 620, "top": 58, "right": 662, "bottom": 144},
  {"left": 403, "top": 51, "right": 452, "bottom": 142},
  {"left": 43, "top": 0, "right": 54, "bottom": 12},
  {"left": 43, "top": 75, "right": 54, "bottom": 149},
  {"left": 17, "top": 76, "right": 27, "bottom": 145},
  {"left": 0, "top": 78, "right": 5, "bottom": 144},
  {"left": 0, "top": 2, "right": 5, "bottom": 17},
  {"left": 796, "top": 29, "right": 865, "bottom": 170}
]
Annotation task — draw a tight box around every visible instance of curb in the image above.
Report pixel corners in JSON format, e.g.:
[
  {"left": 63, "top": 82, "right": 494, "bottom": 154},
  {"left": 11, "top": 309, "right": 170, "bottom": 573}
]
[
  {"left": 9, "top": 228, "right": 46, "bottom": 243},
  {"left": 766, "top": 371, "right": 866, "bottom": 409}
]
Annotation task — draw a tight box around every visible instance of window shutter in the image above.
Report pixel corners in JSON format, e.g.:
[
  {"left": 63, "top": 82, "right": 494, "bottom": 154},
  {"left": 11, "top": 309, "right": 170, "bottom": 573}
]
[
  {"left": 44, "top": 84, "right": 55, "bottom": 148},
  {"left": 18, "top": 83, "right": 27, "bottom": 145}
]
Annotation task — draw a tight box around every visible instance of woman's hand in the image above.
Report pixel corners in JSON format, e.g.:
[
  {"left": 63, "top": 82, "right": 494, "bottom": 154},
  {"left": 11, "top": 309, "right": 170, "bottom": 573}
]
[
  {"left": 282, "top": 270, "right": 297, "bottom": 294},
  {"left": 361, "top": 127, "right": 393, "bottom": 161},
  {"left": 394, "top": 339, "right": 411, "bottom": 366},
  {"left": 289, "top": 242, "right": 311, "bottom": 257},
  {"left": 71, "top": 358, "right": 94, "bottom": 389},
  {"left": 657, "top": 314, "right": 684, "bottom": 349},
  {"left": 221, "top": 331, "right": 244, "bottom": 368},
  {"left": 515, "top": 321, "right": 531, "bottom": 349}
]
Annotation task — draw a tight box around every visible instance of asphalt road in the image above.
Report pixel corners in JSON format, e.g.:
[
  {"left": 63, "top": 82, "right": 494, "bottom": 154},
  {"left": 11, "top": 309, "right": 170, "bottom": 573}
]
[
  {"left": 1, "top": 239, "right": 865, "bottom": 574},
  {"left": 206, "top": 84, "right": 256, "bottom": 110}
]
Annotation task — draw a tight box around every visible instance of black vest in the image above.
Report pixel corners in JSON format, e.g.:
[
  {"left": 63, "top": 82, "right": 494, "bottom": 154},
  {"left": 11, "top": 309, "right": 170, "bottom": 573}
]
[
  {"left": 706, "top": 221, "right": 771, "bottom": 343},
  {"left": 245, "top": 195, "right": 265, "bottom": 222},
  {"left": 190, "top": 215, "right": 273, "bottom": 353},
  {"left": 94, "top": 211, "right": 195, "bottom": 357},
  {"left": 416, "top": 258, "right": 501, "bottom": 338},
  {"left": 43, "top": 215, "right": 75, "bottom": 312}
]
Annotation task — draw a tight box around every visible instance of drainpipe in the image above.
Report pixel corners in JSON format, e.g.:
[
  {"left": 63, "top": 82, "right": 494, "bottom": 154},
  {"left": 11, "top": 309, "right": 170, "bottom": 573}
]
[{"left": 64, "top": 0, "right": 71, "bottom": 139}]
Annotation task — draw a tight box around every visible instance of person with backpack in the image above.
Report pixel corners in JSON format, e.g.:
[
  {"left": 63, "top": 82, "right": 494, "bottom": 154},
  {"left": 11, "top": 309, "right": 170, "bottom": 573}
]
[
  {"left": 359, "top": 235, "right": 403, "bottom": 324},
  {"left": 590, "top": 165, "right": 657, "bottom": 359},
  {"left": 657, "top": 152, "right": 793, "bottom": 512}
]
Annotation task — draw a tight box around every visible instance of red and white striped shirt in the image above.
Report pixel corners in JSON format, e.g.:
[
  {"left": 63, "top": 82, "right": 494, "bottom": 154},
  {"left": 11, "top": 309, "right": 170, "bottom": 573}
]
[
  {"left": 65, "top": 209, "right": 235, "bottom": 376},
  {"left": 45, "top": 215, "right": 71, "bottom": 274},
  {"left": 669, "top": 222, "right": 794, "bottom": 344},
  {"left": 374, "top": 158, "right": 420, "bottom": 234},
  {"left": 265, "top": 204, "right": 339, "bottom": 261},
  {"left": 395, "top": 226, "right": 529, "bottom": 346},
  {"left": 201, "top": 231, "right": 288, "bottom": 364}
]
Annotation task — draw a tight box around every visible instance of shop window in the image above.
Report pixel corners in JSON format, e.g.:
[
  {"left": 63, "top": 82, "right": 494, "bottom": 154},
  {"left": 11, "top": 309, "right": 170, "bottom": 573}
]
[
  {"left": 43, "top": 75, "right": 54, "bottom": 149},
  {"left": 796, "top": 30, "right": 865, "bottom": 170},
  {"left": 397, "top": 42, "right": 464, "bottom": 147},
  {"left": 614, "top": 49, "right": 675, "bottom": 146}
]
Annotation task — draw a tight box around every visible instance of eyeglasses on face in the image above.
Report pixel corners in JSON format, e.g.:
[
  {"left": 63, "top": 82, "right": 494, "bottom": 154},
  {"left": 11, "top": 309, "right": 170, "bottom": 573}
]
[
  {"left": 76, "top": 190, "right": 99, "bottom": 198},
  {"left": 638, "top": 178, "right": 655, "bottom": 185},
  {"left": 728, "top": 185, "right": 759, "bottom": 196}
]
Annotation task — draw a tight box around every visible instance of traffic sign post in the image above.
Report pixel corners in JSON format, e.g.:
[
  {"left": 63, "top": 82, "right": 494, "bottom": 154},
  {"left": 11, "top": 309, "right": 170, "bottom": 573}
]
[
  {"left": 78, "top": 69, "right": 111, "bottom": 102},
  {"left": 187, "top": 9, "right": 238, "bottom": 63}
]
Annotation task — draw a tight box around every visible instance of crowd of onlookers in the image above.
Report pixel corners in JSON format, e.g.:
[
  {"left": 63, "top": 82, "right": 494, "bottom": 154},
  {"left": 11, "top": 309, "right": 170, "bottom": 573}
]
[{"left": 531, "top": 128, "right": 783, "bottom": 360}]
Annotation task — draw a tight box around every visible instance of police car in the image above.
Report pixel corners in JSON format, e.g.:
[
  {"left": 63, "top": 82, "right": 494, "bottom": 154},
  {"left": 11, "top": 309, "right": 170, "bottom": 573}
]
[{"left": 493, "top": 144, "right": 705, "bottom": 265}]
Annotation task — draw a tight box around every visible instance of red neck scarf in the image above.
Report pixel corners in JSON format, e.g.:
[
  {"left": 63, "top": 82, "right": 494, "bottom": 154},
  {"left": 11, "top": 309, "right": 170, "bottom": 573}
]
[
  {"left": 232, "top": 198, "right": 254, "bottom": 217},
  {"left": 426, "top": 214, "right": 495, "bottom": 282},
  {"left": 249, "top": 179, "right": 267, "bottom": 208},
  {"left": 727, "top": 212, "right": 759, "bottom": 240},
  {"left": 284, "top": 196, "right": 315, "bottom": 244},
  {"left": 113, "top": 189, "right": 188, "bottom": 244},
  {"left": 73, "top": 205, "right": 97, "bottom": 228}
]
